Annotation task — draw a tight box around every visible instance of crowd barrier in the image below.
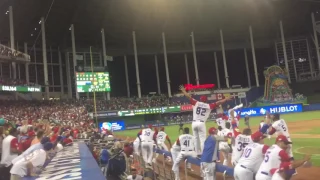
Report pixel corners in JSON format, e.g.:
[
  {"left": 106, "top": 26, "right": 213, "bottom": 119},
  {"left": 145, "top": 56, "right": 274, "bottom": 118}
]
[
  {"left": 154, "top": 148, "right": 234, "bottom": 177},
  {"left": 23, "top": 142, "right": 105, "bottom": 180}
]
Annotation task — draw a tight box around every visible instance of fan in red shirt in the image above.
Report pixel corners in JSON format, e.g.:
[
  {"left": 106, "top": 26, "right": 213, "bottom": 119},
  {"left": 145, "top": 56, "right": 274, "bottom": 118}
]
[
  {"left": 50, "top": 126, "right": 60, "bottom": 143},
  {"left": 19, "top": 131, "right": 36, "bottom": 151}
]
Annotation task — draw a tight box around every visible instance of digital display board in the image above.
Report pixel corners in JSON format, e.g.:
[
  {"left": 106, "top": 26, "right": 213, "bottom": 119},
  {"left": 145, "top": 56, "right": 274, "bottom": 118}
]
[
  {"left": 118, "top": 106, "right": 181, "bottom": 116},
  {"left": 0, "top": 85, "right": 41, "bottom": 92},
  {"left": 76, "top": 72, "right": 110, "bottom": 92},
  {"left": 98, "top": 121, "right": 126, "bottom": 131}
]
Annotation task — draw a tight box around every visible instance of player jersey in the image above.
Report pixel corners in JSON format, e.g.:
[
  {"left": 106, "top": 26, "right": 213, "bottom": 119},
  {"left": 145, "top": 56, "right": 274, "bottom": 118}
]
[
  {"left": 237, "top": 143, "right": 268, "bottom": 173},
  {"left": 272, "top": 119, "right": 290, "bottom": 139},
  {"left": 193, "top": 101, "right": 212, "bottom": 122},
  {"left": 216, "top": 118, "right": 226, "bottom": 129},
  {"left": 178, "top": 134, "right": 195, "bottom": 151},
  {"left": 156, "top": 131, "right": 167, "bottom": 144},
  {"left": 232, "top": 134, "right": 253, "bottom": 163},
  {"left": 257, "top": 144, "right": 283, "bottom": 177},
  {"left": 140, "top": 128, "right": 155, "bottom": 142}
]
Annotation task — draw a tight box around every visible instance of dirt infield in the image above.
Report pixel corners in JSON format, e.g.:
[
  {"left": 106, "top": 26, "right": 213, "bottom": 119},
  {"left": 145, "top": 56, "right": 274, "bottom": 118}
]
[{"left": 118, "top": 119, "right": 320, "bottom": 180}]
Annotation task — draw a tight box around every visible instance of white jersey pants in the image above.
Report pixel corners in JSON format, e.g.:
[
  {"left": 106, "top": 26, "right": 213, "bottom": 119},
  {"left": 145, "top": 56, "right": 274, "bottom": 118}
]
[
  {"left": 133, "top": 140, "right": 140, "bottom": 155},
  {"left": 141, "top": 141, "right": 154, "bottom": 164},
  {"left": 171, "top": 147, "right": 180, "bottom": 164},
  {"left": 234, "top": 164, "right": 254, "bottom": 180},
  {"left": 201, "top": 162, "right": 216, "bottom": 180},
  {"left": 255, "top": 171, "right": 272, "bottom": 180},
  {"left": 156, "top": 142, "right": 169, "bottom": 159},
  {"left": 219, "top": 142, "right": 230, "bottom": 166},
  {"left": 172, "top": 150, "right": 196, "bottom": 179},
  {"left": 192, "top": 121, "right": 206, "bottom": 155}
]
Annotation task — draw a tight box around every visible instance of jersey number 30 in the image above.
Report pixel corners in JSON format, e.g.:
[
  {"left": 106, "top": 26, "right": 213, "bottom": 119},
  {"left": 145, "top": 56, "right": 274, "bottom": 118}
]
[{"left": 196, "top": 107, "right": 206, "bottom": 116}]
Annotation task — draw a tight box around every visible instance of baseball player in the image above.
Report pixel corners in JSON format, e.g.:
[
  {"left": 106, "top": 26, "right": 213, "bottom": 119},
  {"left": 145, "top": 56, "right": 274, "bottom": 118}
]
[
  {"left": 155, "top": 127, "right": 172, "bottom": 161},
  {"left": 172, "top": 127, "right": 196, "bottom": 180},
  {"left": 270, "top": 159, "right": 311, "bottom": 180},
  {"left": 178, "top": 122, "right": 184, "bottom": 134},
  {"left": 255, "top": 135, "right": 296, "bottom": 180},
  {"left": 137, "top": 124, "right": 156, "bottom": 166},
  {"left": 268, "top": 113, "right": 293, "bottom": 158},
  {"left": 217, "top": 125, "right": 232, "bottom": 166},
  {"left": 133, "top": 126, "right": 144, "bottom": 156},
  {"left": 215, "top": 113, "right": 228, "bottom": 129},
  {"left": 231, "top": 127, "right": 253, "bottom": 166},
  {"left": 233, "top": 131, "right": 269, "bottom": 180},
  {"left": 170, "top": 141, "right": 181, "bottom": 164},
  {"left": 201, "top": 127, "right": 228, "bottom": 180},
  {"left": 244, "top": 115, "right": 250, "bottom": 129},
  {"left": 179, "top": 85, "right": 232, "bottom": 156}
]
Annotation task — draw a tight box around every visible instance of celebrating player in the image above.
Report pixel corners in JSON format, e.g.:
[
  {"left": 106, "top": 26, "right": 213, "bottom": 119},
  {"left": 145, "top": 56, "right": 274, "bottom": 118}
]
[
  {"left": 201, "top": 127, "right": 228, "bottom": 180},
  {"left": 255, "top": 135, "right": 309, "bottom": 180},
  {"left": 179, "top": 85, "right": 232, "bottom": 156},
  {"left": 172, "top": 127, "right": 196, "bottom": 180},
  {"left": 217, "top": 124, "right": 232, "bottom": 166},
  {"left": 137, "top": 125, "right": 156, "bottom": 167},
  {"left": 233, "top": 131, "right": 269, "bottom": 180},
  {"left": 155, "top": 127, "right": 172, "bottom": 161}
]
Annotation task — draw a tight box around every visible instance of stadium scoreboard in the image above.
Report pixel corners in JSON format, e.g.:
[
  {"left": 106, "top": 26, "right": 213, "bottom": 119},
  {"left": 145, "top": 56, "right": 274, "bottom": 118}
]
[{"left": 76, "top": 72, "right": 111, "bottom": 92}]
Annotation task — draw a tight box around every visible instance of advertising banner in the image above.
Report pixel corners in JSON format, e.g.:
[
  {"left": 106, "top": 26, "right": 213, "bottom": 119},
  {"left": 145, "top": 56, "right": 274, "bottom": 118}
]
[
  {"left": 0, "top": 85, "right": 41, "bottom": 92},
  {"left": 235, "top": 103, "right": 303, "bottom": 117},
  {"left": 162, "top": 106, "right": 180, "bottom": 113},
  {"left": 89, "top": 111, "right": 118, "bottom": 118},
  {"left": 98, "top": 121, "right": 126, "bottom": 131},
  {"left": 181, "top": 104, "right": 193, "bottom": 111}
]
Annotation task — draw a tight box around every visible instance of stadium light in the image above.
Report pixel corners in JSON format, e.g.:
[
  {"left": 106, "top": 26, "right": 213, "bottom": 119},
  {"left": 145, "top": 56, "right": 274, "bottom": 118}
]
[
  {"left": 5, "top": 11, "right": 9, "bottom": 15},
  {"left": 31, "top": 34, "right": 33, "bottom": 36},
  {"left": 35, "top": 28, "right": 37, "bottom": 30},
  {"left": 39, "top": 20, "right": 41, "bottom": 24}
]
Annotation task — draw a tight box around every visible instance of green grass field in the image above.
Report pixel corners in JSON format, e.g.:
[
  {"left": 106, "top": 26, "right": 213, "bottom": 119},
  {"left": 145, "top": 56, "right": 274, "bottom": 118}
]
[{"left": 115, "top": 111, "right": 320, "bottom": 166}]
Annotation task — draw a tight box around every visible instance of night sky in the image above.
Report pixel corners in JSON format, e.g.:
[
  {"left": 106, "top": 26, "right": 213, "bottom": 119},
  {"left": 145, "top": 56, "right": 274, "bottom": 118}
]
[{"left": 108, "top": 48, "right": 276, "bottom": 97}]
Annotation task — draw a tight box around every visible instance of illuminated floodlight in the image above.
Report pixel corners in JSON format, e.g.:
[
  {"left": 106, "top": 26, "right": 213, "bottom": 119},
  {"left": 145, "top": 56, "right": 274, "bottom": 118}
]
[
  {"left": 31, "top": 34, "right": 33, "bottom": 36},
  {"left": 5, "top": 11, "right": 9, "bottom": 15},
  {"left": 35, "top": 28, "right": 37, "bottom": 30},
  {"left": 39, "top": 20, "right": 41, "bottom": 24}
]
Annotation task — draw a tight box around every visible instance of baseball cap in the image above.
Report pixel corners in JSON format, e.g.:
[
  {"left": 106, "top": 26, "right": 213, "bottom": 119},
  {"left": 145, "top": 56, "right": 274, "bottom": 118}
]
[
  {"left": 208, "top": 127, "right": 217, "bottom": 134},
  {"left": 41, "top": 137, "right": 50, "bottom": 144},
  {"left": 251, "top": 131, "right": 264, "bottom": 142},
  {"left": 276, "top": 135, "right": 292, "bottom": 144},
  {"left": 43, "top": 142, "right": 54, "bottom": 151},
  {"left": 28, "top": 131, "right": 35, "bottom": 137},
  {"left": 200, "top": 96, "right": 207, "bottom": 102}
]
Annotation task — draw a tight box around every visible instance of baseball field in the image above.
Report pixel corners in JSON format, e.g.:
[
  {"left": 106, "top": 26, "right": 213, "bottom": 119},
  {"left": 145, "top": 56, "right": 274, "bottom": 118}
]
[{"left": 114, "top": 111, "right": 320, "bottom": 180}]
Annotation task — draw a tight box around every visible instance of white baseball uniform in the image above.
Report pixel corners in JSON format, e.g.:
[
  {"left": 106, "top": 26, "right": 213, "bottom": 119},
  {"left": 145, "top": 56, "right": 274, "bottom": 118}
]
[
  {"left": 234, "top": 143, "right": 269, "bottom": 180},
  {"left": 216, "top": 117, "right": 226, "bottom": 129},
  {"left": 156, "top": 131, "right": 169, "bottom": 151},
  {"left": 271, "top": 119, "right": 292, "bottom": 157},
  {"left": 217, "top": 128, "right": 232, "bottom": 166},
  {"left": 255, "top": 144, "right": 291, "bottom": 180},
  {"left": 172, "top": 134, "right": 196, "bottom": 180},
  {"left": 271, "top": 170, "right": 285, "bottom": 180},
  {"left": 133, "top": 137, "right": 140, "bottom": 155},
  {"left": 232, "top": 133, "right": 253, "bottom": 166},
  {"left": 170, "top": 142, "right": 181, "bottom": 164},
  {"left": 140, "top": 128, "right": 155, "bottom": 164},
  {"left": 191, "top": 99, "right": 216, "bottom": 155}
]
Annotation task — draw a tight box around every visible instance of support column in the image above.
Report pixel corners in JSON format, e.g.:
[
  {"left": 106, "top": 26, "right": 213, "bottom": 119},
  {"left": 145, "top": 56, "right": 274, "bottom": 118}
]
[
  {"left": 184, "top": 53, "right": 190, "bottom": 84},
  {"left": 71, "top": 24, "right": 79, "bottom": 99},
  {"left": 17, "top": 64, "right": 20, "bottom": 79},
  {"left": 306, "top": 39, "right": 314, "bottom": 78},
  {"left": 312, "top": 12, "right": 320, "bottom": 72},
  {"left": 162, "top": 32, "right": 172, "bottom": 97},
  {"left": 132, "top": 31, "right": 141, "bottom": 98},
  {"left": 58, "top": 47, "right": 64, "bottom": 95},
  {"left": 154, "top": 55, "right": 161, "bottom": 94},
  {"left": 0, "top": 63, "right": 2, "bottom": 77},
  {"left": 279, "top": 21, "right": 291, "bottom": 83},
  {"left": 9, "top": 6, "right": 16, "bottom": 79},
  {"left": 214, "top": 52, "right": 221, "bottom": 89},
  {"left": 24, "top": 43, "right": 29, "bottom": 84},
  {"left": 220, "top": 29, "right": 230, "bottom": 88},
  {"left": 249, "top": 26, "right": 259, "bottom": 87},
  {"left": 66, "top": 52, "right": 72, "bottom": 99},
  {"left": 244, "top": 48, "right": 251, "bottom": 87},
  {"left": 124, "top": 55, "right": 130, "bottom": 97},
  {"left": 101, "top": 28, "right": 110, "bottom": 100},
  {"left": 191, "top": 31, "right": 200, "bottom": 85},
  {"left": 41, "top": 17, "right": 50, "bottom": 99},
  {"left": 290, "top": 42, "right": 298, "bottom": 80}
]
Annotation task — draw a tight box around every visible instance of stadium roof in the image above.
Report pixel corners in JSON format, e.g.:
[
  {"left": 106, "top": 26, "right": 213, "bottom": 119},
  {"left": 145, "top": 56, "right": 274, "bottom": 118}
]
[{"left": 0, "top": 0, "right": 319, "bottom": 56}]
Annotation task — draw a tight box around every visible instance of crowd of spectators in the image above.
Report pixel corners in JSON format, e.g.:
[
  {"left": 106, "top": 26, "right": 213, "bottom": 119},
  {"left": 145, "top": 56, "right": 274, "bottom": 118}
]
[
  {"left": 0, "top": 44, "right": 30, "bottom": 60},
  {"left": 0, "top": 77, "right": 39, "bottom": 87}
]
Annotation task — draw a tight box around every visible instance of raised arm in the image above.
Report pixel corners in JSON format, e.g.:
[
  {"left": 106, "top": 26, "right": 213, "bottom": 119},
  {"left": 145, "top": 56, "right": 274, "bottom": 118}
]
[
  {"left": 215, "top": 97, "right": 233, "bottom": 106},
  {"left": 179, "top": 85, "right": 192, "bottom": 100}
]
